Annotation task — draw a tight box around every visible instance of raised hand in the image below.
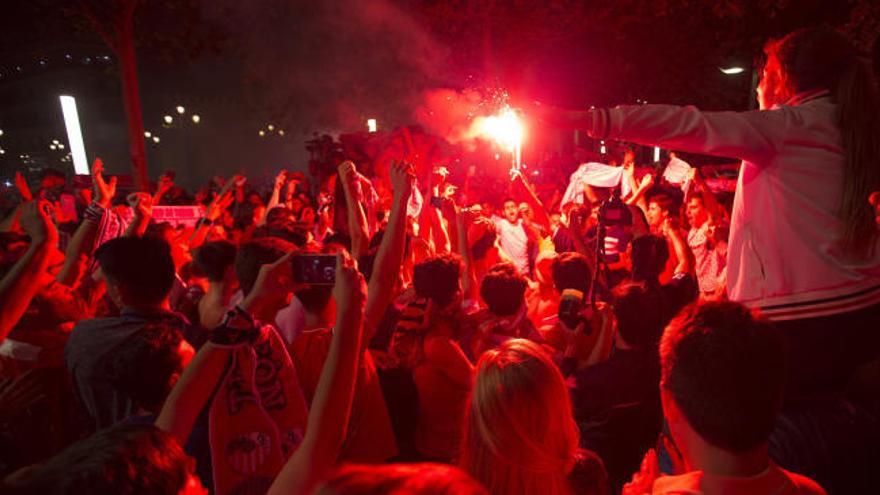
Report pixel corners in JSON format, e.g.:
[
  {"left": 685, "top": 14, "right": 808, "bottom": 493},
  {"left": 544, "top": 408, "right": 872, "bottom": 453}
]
[
  {"left": 274, "top": 170, "right": 288, "bottom": 191},
  {"left": 205, "top": 191, "right": 234, "bottom": 221},
  {"left": 240, "top": 251, "right": 296, "bottom": 316},
  {"left": 19, "top": 200, "right": 58, "bottom": 246},
  {"left": 14, "top": 171, "right": 33, "bottom": 201},
  {"left": 390, "top": 161, "right": 415, "bottom": 201},
  {"left": 333, "top": 250, "right": 366, "bottom": 318},
  {"left": 640, "top": 173, "right": 655, "bottom": 190},
  {"left": 127, "top": 192, "right": 153, "bottom": 219},
  {"left": 337, "top": 160, "right": 357, "bottom": 188},
  {"left": 91, "top": 158, "right": 117, "bottom": 208}
]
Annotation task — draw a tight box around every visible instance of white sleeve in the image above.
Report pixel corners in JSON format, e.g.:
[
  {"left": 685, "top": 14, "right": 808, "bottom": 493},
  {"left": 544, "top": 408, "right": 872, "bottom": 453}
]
[{"left": 597, "top": 104, "right": 789, "bottom": 166}]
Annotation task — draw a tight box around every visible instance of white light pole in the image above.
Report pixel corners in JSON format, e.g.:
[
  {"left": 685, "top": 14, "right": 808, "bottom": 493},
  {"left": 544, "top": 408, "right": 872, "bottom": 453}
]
[{"left": 59, "top": 95, "right": 90, "bottom": 175}]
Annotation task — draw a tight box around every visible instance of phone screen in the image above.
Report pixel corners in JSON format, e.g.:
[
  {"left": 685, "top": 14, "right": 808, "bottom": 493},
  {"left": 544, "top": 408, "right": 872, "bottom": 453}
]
[{"left": 291, "top": 254, "right": 336, "bottom": 285}]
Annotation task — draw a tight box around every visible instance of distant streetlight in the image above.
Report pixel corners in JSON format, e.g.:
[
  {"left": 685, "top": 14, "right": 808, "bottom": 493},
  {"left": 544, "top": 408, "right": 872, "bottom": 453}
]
[
  {"left": 0, "top": 129, "right": 4, "bottom": 136},
  {"left": 176, "top": 105, "right": 185, "bottom": 114},
  {"left": 59, "top": 95, "right": 90, "bottom": 175},
  {"left": 57, "top": 143, "right": 64, "bottom": 149},
  {"left": 367, "top": 118, "right": 377, "bottom": 133},
  {"left": 153, "top": 136, "right": 160, "bottom": 143},
  {"left": 267, "top": 124, "right": 275, "bottom": 131},
  {"left": 144, "top": 131, "right": 152, "bottom": 138},
  {"left": 720, "top": 66, "right": 746, "bottom": 75},
  {"left": 191, "top": 114, "right": 200, "bottom": 124},
  {"left": 278, "top": 129, "right": 285, "bottom": 136},
  {"left": 50, "top": 144, "right": 57, "bottom": 150},
  {"left": 52, "top": 139, "right": 60, "bottom": 145},
  {"left": 163, "top": 115, "right": 173, "bottom": 125},
  {"left": 259, "top": 130, "right": 266, "bottom": 137}
]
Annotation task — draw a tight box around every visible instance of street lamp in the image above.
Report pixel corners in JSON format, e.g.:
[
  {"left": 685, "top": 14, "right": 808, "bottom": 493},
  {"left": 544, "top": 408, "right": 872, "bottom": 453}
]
[
  {"left": 191, "top": 114, "right": 200, "bottom": 124},
  {"left": 719, "top": 66, "right": 746, "bottom": 75},
  {"left": 163, "top": 115, "right": 173, "bottom": 125},
  {"left": 145, "top": 131, "right": 152, "bottom": 138},
  {"left": 176, "top": 105, "right": 185, "bottom": 114},
  {"left": 153, "top": 136, "right": 160, "bottom": 143}
]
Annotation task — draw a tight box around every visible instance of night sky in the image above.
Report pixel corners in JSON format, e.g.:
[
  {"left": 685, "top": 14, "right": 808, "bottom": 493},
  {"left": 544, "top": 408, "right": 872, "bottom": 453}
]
[{"left": 0, "top": 0, "right": 876, "bottom": 190}]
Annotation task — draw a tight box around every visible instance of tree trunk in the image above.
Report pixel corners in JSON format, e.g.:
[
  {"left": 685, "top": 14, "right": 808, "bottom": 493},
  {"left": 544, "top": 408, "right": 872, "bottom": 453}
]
[{"left": 117, "top": 22, "right": 149, "bottom": 191}]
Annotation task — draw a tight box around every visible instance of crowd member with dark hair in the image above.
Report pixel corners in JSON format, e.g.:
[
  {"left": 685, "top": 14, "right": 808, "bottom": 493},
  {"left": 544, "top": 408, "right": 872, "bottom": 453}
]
[
  {"left": 624, "top": 302, "right": 824, "bottom": 494},
  {"left": 463, "top": 262, "right": 542, "bottom": 359},
  {"left": 65, "top": 235, "right": 187, "bottom": 430},
  {"left": 571, "top": 282, "right": 665, "bottom": 492},
  {"left": 104, "top": 321, "right": 194, "bottom": 416},
  {"left": 387, "top": 253, "right": 473, "bottom": 462},
  {"left": 1, "top": 423, "right": 204, "bottom": 495},
  {"left": 192, "top": 241, "right": 238, "bottom": 329}
]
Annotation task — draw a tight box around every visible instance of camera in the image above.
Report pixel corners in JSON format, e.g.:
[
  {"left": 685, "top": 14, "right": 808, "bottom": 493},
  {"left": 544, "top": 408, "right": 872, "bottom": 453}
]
[
  {"left": 558, "top": 288, "right": 591, "bottom": 334},
  {"left": 598, "top": 195, "right": 632, "bottom": 228},
  {"left": 291, "top": 254, "right": 336, "bottom": 285}
]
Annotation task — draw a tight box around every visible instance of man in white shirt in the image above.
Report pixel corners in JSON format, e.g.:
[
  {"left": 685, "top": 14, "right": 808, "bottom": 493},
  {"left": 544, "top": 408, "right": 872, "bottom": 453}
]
[{"left": 492, "top": 199, "right": 531, "bottom": 276}]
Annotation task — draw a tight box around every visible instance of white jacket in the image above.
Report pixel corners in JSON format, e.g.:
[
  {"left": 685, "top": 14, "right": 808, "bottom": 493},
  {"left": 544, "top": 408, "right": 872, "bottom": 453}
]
[{"left": 592, "top": 91, "right": 880, "bottom": 320}]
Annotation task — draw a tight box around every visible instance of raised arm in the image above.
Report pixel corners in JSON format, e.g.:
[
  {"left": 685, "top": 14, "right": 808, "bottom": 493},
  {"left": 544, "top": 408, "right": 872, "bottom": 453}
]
[
  {"left": 56, "top": 158, "right": 116, "bottom": 288},
  {"left": 260, "top": 170, "right": 287, "bottom": 226},
  {"left": 455, "top": 208, "right": 479, "bottom": 302},
  {"left": 190, "top": 190, "right": 233, "bottom": 250},
  {"left": 338, "top": 161, "right": 370, "bottom": 259},
  {"left": 663, "top": 218, "right": 694, "bottom": 276},
  {"left": 687, "top": 168, "right": 724, "bottom": 219},
  {"left": 511, "top": 169, "right": 551, "bottom": 232},
  {"left": 268, "top": 251, "right": 365, "bottom": 495},
  {"left": 363, "top": 162, "right": 414, "bottom": 341},
  {"left": 0, "top": 201, "right": 57, "bottom": 340}
]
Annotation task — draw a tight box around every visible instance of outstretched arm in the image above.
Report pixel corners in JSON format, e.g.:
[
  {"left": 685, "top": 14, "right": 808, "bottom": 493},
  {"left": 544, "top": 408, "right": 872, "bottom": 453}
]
[
  {"left": 0, "top": 201, "right": 57, "bottom": 340},
  {"left": 268, "top": 252, "right": 365, "bottom": 495},
  {"left": 364, "top": 162, "right": 414, "bottom": 342},
  {"left": 511, "top": 170, "right": 551, "bottom": 232},
  {"left": 338, "top": 161, "right": 370, "bottom": 259},
  {"left": 57, "top": 158, "right": 116, "bottom": 288}
]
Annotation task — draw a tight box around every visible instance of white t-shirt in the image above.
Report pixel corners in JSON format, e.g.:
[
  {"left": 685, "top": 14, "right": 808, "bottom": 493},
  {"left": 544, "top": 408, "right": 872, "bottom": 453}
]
[{"left": 492, "top": 216, "right": 530, "bottom": 274}]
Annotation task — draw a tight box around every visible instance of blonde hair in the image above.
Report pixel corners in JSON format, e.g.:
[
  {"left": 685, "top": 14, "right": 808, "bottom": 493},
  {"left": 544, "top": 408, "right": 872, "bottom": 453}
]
[{"left": 460, "top": 339, "right": 579, "bottom": 495}]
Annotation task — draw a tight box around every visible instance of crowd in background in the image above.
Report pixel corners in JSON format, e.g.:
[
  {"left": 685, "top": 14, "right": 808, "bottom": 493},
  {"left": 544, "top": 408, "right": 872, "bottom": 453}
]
[{"left": 1, "top": 26, "right": 880, "bottom": 495}]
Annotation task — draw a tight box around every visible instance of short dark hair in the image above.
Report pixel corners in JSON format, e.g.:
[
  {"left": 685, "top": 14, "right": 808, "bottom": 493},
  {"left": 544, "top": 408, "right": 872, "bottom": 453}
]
[
  {"left": 551, "top": 252, "right": 591, "bottom": 294},
  {"left": 193, "top": 241, "right": 237, "bottom": 282},
  {"left": 104, "top": 322, "right": 185, "bottom": 413},
  {"left": 8, "top": 423, "right": 192, "bottom": 494},
  {"left": 296, "top": 286, "right": 333, "bottom": 315},
  {"left": 660, "top": 301, "right": 785, "bottom": 452},
  {"left": 266, "top": 206, "right": 294, "bottom": 224},
  {"left": 612, "top": 282, "right": 664, "bottom": 349},
  {"left": 413, "top": 254, "right": 461, "bottom": 308},
  {"left": 323, "top": 232, "right": 352, "bottom": 252},
  {"left": 648, "top": 193, "right": 675, "bottom": 214},
  {"left": 95, "top": 237, "right": 176, "bottom": 306},
  {"left": 480, "top": 263, "right": 527, "bottom": 316},
  {"left": 252, "top": 220, "right": 307, "bottom": 247},
  {"left": 631, "top": 235, "right": 669, "bottom": 283},
  {"left": 235, "top": 238, "right": 296, "bottom": 296}
]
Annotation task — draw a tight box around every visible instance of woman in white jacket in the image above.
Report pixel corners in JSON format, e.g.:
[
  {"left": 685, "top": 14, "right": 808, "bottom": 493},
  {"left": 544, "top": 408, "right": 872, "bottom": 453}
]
[{"left": 541, "top": 28, "right": 880, "bottom": 403}]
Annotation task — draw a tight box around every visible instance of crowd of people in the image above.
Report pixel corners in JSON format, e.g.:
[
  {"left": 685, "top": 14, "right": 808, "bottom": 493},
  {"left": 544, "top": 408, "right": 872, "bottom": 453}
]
[{"left": 0, "top": 27, "right": 879, "bottom": 495}]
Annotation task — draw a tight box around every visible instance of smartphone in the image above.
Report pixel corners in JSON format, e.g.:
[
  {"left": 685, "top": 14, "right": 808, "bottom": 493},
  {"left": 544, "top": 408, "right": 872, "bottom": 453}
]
[{"left": 291, "top": 254, "right": 336, "bottom": 285}]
